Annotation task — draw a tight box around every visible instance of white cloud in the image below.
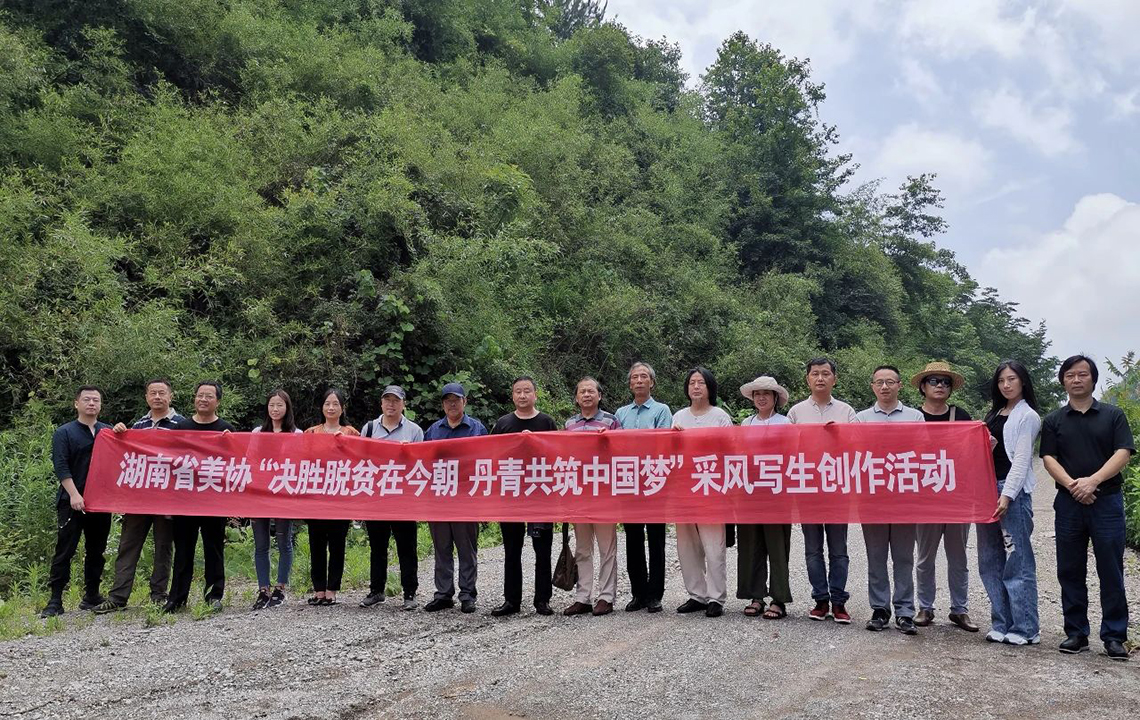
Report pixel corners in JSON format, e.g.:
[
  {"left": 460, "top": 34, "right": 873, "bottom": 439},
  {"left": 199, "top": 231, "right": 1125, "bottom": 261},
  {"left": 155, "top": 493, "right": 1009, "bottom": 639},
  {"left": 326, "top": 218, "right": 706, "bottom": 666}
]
[
  {"left": 607, "top": 0, "right": 881, "bottom": 80},
  {"left": 978, "top": 193, "right": 1140, "bottom": 373},
  {"left": 896, "top": 58, "right": 946, "bottom": 109},
  {"left": 973, "top": 86, "right": 1079, "bottom": 156},
  {"left": 1058, "top": 0, "right": 1140, "bottom": 66},
  {"left": 869, "top": 123, "right": 991, "bottom": 193},
  {"left": 1110, "top": 88, "right": 1139, "bottom": 120},
  {"left": 895, "top": 0, "right": 1034, "bottom": 59}
]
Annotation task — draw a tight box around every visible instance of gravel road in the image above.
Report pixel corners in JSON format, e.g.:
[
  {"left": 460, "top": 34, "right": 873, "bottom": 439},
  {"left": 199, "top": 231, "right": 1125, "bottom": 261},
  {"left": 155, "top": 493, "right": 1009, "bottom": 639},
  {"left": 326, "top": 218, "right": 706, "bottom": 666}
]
[{"left": 2, "top": 465, "right": 1137, "bottom": 719}]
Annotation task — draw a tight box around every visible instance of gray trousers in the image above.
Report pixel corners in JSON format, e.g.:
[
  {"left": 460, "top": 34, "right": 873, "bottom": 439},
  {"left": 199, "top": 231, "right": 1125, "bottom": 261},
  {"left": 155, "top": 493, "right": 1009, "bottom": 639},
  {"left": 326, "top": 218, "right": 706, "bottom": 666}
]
[
  {"left": 429, "top": 522, "right": 478, "bottom": 602},
  {"left": 109, "top": 514, "right": 174, "bottom": 604},
  {"left": 862, "top": 523, "right": 916, "bottom": 618},
  {"left": 915, "top": 523, "right": 970, "bottom": 614}
]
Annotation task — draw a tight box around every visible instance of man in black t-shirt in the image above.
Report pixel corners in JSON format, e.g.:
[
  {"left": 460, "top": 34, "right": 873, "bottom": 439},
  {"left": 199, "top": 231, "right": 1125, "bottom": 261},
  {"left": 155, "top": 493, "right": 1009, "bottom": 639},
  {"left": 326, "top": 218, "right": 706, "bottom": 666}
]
[
  {"left": 165, "top": 381, "right": 235, "bottom": 613},
  {"left": 490, "top": 376, "right": 559, "bottom": 617},
  {"left": 1041, "top": 355, "right": 1135, "bottom": 660},
  {"left": 910, "top": 362, "right": 979, "bottom": 632}
]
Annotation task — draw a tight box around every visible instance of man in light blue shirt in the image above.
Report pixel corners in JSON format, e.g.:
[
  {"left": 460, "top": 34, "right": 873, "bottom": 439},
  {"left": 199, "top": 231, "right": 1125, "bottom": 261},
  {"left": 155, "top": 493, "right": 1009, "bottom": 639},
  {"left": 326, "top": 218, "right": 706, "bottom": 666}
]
[
  {"left": 614, "top": 362, "right": 671, "bottom": 613},
  {"left": 856, "top": 365, "right": 925, "bottom": 636}
]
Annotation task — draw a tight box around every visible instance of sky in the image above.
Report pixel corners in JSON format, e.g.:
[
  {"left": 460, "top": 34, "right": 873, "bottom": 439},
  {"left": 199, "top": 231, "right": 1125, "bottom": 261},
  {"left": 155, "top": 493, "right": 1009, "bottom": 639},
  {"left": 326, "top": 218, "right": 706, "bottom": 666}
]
[{"left": 606, "top": 0, "right": 1140, "bottom": 381}]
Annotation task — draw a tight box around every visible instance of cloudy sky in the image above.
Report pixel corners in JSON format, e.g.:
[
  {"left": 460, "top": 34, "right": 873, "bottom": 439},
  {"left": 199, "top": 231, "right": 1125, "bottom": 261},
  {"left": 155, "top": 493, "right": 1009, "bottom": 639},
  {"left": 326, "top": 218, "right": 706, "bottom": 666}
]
[{"left": 608, "top": 0, "right": 1140, "bottom": 379}]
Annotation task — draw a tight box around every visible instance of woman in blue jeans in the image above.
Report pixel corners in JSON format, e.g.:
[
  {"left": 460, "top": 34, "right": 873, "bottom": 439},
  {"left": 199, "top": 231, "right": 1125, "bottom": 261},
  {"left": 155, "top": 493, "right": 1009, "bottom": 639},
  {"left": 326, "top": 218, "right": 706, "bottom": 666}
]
[
  {"left": 978, "top": 360, "right": 1041, "bottom": 645},
  {"left": 250, "top": 389, "right": 302, "bottom": 610}
]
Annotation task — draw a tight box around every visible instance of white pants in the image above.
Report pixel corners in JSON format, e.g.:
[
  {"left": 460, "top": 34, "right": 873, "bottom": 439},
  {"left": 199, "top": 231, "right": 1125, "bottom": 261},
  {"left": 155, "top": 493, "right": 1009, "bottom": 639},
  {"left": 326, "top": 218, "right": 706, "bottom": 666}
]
[
  {"left": 677, "top": 523, "right": 727, "bottom": 604},
  {"left": 573, "top": 523, "right": 618, "bottom": 604}
]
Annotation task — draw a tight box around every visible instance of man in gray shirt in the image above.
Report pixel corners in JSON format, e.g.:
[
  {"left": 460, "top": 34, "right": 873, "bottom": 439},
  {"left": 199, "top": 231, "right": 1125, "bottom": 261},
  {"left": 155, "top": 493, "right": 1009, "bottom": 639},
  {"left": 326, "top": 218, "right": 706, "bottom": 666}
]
[
  {"left": 359, "top": 385, "right": 424, "bottom": 610},
  {"left": 856, "top": 365, "right": 924, "bottom": 635}
]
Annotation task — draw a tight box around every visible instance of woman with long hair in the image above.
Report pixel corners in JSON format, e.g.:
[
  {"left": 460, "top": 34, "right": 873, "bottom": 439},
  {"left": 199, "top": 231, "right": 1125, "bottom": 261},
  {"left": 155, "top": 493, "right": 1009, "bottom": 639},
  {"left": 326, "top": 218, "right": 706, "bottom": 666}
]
[
  {"left": 250, "top": 389, "right": 302, "bottom": 610},
  {"left": 304, "top": 389, "right": 360, "bottom": 606},
  {"left": 977, "top": 360, "right": 1041, "bottom": 645}
]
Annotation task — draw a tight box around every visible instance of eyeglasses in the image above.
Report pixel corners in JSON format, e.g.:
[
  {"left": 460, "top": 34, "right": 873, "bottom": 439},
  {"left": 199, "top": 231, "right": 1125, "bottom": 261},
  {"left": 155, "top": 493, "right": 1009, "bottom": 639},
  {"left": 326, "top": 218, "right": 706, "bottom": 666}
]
[
  {"left": 924, "top": 377, "right": 953, "bottom": 388},
  {"left": 871, "top": 379, "right": 899, "bottom": 388}
]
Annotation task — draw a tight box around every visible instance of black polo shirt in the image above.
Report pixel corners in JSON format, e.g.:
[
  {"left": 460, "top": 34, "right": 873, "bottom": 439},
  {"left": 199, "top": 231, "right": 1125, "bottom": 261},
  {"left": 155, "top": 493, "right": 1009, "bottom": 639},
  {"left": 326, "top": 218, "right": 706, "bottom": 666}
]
[{"left": 1040, "top": 399, "right": 1135, "bottom": 495}]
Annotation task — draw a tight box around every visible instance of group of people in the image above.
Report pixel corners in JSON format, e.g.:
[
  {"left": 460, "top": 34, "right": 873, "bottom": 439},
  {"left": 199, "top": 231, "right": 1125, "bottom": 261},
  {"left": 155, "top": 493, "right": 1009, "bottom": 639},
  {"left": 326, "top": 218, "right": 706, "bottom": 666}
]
[{"left": 44, "top": 354, "right": 1134, "bottom": 660}]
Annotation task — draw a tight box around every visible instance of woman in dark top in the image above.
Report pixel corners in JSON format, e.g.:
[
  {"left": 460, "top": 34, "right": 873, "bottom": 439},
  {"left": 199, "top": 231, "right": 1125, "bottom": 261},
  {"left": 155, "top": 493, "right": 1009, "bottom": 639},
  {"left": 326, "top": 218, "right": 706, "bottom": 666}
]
[{"left": 977, "top": 361, "right": 1042, "bottom": 646}]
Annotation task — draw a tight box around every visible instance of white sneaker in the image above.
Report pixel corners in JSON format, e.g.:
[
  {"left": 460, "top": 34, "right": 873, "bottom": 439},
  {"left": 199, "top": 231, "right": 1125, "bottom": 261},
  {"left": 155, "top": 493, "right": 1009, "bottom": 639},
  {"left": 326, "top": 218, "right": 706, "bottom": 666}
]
[
  {"left": 1027, "top": 634, "right": 1041, "bottom": 645},
  {"left": 986, "top": 630, "right": 1006, "bottom": 643},
  {"left": 1004, "top": 633, "right": 1028, "bottom": 646}
]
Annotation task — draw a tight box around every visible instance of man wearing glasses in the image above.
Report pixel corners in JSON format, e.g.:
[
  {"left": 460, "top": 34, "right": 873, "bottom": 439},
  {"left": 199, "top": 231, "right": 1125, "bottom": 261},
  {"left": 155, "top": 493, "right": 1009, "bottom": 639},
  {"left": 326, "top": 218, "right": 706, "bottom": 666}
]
[
  {"left": 856, "top": 366, "right": 924, "bottom": 635},
  {"left": 911, "top": 362, "right": 979, "bottom": 632}
]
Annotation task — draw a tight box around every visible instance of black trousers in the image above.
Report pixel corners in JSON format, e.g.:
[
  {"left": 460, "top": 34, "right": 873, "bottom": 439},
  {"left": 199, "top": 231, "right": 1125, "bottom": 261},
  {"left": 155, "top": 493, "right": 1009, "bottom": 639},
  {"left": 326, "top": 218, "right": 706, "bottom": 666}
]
[
  {"left": 501, "top": 522, "right": 552, "bottom": 608},
  {"left": 168, "top": 515, "right": 226, "bottom": 607},
  {"left": 47, "top": 506, "right": 112, "bottom": 599},
  {"left": 308, "top": 519, "right": 350, "bottom": 592},
  {"left": 625, "top": 522, "right": 666, "bottom": 602},
  {"left": 365, "top": 520, "right": 419, "bottom": 598}
]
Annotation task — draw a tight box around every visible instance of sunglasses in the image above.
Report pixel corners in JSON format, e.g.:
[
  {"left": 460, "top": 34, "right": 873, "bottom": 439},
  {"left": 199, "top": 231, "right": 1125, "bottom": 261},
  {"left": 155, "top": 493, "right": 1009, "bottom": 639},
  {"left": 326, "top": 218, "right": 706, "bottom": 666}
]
[{"left": 924, "top": 376, "right": 953, "bottom": 388}]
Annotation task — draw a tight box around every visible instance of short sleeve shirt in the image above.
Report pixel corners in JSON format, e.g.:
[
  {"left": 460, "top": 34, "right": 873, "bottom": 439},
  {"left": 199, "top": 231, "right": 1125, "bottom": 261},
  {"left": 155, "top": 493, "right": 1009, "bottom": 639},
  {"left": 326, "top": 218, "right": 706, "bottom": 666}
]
[{"left": 1040, "top": 400, "right": 1136, "bottom": 495}]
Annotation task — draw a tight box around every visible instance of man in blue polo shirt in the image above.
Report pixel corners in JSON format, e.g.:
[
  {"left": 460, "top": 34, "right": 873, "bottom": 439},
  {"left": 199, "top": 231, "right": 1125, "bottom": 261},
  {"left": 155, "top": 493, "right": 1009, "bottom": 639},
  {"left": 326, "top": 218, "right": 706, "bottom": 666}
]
[
  {"left": 615, "top": 361, "right": 672, "bottom": 613},
  {"left": 423, "top": 382, "right": 487, "bottom": 614},
  {"left": 41, "top": 386, "right": 113, "bottom": 618}
]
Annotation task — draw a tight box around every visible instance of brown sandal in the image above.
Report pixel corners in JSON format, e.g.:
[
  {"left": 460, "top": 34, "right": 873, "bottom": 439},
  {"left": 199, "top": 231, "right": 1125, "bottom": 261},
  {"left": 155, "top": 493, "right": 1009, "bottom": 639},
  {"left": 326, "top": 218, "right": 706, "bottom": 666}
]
[
  {"left": 743, "top": 600, "right": 763, "bottom": 617},
  {"left": 762, "top": 602, "right": 787, "bottom": 619}
]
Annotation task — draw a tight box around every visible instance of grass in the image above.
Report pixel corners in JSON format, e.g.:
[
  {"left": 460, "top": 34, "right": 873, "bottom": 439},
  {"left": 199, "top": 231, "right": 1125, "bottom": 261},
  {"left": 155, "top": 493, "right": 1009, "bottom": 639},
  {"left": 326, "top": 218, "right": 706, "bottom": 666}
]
[{"left": 0, "top": 520, "right": 509, "bottom": 640}]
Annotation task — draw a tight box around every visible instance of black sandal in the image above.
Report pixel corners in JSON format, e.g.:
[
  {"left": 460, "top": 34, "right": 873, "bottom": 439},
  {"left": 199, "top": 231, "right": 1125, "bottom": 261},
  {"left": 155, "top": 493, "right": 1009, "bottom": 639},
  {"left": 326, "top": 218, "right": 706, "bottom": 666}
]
[
  {"left": 307, "top": 595, "right": 321, "bottom": 606},
  {"left": 762, "top": 602, "right": 787, "bottom": 619},
  {"left": 317, "top": 597, "right": 337, "bottom": 606}
]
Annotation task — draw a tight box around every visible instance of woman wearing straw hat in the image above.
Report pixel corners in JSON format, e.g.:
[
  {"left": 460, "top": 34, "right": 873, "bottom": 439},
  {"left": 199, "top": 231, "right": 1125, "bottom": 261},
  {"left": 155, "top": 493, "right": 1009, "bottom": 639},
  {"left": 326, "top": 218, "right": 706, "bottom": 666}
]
[{"left": 737, "top": 376, "right": 793, "bottom": 619}]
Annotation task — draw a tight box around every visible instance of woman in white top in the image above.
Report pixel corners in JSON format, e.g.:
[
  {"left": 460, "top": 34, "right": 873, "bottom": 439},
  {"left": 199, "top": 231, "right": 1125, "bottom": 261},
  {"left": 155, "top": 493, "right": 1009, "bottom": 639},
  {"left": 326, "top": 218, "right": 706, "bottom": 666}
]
[
  {"left": 250, "top": 389, "right": 303, "bottom": 610},
  {"left": 977, "top": 360, "right": 1041, "bottom": 645},
  {"left": 672, "top": 367, "right": 733, "bottom": 617},
  {"left": 736, "top": 376, "right": 793, "bottom": 619}
]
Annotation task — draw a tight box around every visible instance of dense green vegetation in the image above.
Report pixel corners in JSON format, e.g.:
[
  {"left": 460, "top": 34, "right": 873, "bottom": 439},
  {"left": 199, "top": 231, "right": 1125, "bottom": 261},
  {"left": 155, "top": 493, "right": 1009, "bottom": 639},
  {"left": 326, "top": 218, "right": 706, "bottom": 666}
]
[{"left": 8, "top": 0, "right": 1131, "bottom": 608}]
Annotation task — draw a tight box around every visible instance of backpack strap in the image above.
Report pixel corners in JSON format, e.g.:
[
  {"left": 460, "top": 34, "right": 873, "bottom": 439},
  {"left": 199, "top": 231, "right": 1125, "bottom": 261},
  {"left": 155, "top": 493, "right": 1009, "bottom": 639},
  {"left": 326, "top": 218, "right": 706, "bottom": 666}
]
[{"left": 949, "top": 406, "right": 957, "bottom": 422}]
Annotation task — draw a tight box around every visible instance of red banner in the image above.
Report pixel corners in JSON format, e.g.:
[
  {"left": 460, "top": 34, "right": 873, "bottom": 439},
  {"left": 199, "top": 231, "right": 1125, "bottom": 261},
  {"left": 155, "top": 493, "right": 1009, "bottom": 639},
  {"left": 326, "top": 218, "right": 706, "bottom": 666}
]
[{"left": 86, "top": 424, "right": 997, "bottom": 523}]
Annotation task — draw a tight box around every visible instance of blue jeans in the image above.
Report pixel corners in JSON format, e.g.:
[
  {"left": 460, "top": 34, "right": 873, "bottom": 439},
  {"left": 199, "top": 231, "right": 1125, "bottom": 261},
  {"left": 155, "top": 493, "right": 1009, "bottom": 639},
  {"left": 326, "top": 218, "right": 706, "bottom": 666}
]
[
  {"left": 1055, "top": 489, "right": 1129, "bottom": 643},
  {"left": 976, "top": 485, "right": 1038, "bottom": 638},
  {"left": 802, "top": 523, "right": 849, "bottom": 604},
  {"left": 252, "top": 518, "right": 294, "bottom": 588}
]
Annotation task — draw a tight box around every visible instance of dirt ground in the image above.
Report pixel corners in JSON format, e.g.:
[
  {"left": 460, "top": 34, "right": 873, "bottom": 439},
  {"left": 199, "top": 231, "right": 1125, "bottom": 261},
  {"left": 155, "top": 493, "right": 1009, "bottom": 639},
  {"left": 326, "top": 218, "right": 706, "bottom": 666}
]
[{"left": 2, "top": 465, "right": 1137, "bottom": 719}]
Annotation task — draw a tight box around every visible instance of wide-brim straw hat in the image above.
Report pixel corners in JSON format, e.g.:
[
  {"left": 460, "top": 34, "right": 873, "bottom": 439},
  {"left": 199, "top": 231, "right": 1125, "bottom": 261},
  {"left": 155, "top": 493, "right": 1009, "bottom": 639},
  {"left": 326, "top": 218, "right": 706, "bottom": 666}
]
[
  {"left": 910, "top": 361, "right": 965, "bottom": 390},
  {"left": 739, "top": 376, "right": 789, "bottom": 407}
]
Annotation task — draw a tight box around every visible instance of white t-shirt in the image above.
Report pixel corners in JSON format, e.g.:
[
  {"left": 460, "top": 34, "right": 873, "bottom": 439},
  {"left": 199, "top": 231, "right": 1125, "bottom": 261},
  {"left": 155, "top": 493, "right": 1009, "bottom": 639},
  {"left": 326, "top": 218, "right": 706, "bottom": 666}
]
[
  {"left": 671, "top": 406, "right": 734, "bottom": 429},
  {"left": 742, "top": 413, "right": 790, "bottom": 426}
]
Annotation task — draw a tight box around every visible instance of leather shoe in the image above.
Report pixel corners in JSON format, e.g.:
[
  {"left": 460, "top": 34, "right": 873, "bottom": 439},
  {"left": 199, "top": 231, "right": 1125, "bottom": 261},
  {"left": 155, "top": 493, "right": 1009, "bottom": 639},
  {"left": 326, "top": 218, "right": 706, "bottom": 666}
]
[
  {"left": 865, "top": 608, "right": 890, "bottom": 631},
  {"left": 161, "top": 601, "right": 182, "bottom": 614},
  {"left": 563, "top": 601, "right": 592, "bottom": 616},
  {"left": 424, "top": 598, "right": 454, "bottom": 612},
  {"left": 592, "top": 600, "right": 613, "bottom": 616},
  {"left": 705, "top": 602, "right": 723, "bottom": 618},
  {"left": 534, "top": 601, "right": 554, "bottom": 616},
  {"left": 1104, "top": 640, "right": 1129, "bottom": 661},
  {"left": 624, "top": 597, "right": 646, "bottom": 612},
  {"left": 490, "top": 602, "right": 519, "bottom": 617},
  {"left": 948, "top": 612, "right": 979, "bottom": 632},
  {"left": 460, "top": 600, "right": 477, "bottom": 614},
  {"left": 676, "top": 599, "right": 707, "bottom": 614},
  {"left": 914, "top": 609, "right": 934, "bottom": 627},
  {"left": 1059, "top": 635, "right": 1089, "bottom": 654},
  {"left": 646, "top": 599, "right": 663, "bottom": 613}
]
